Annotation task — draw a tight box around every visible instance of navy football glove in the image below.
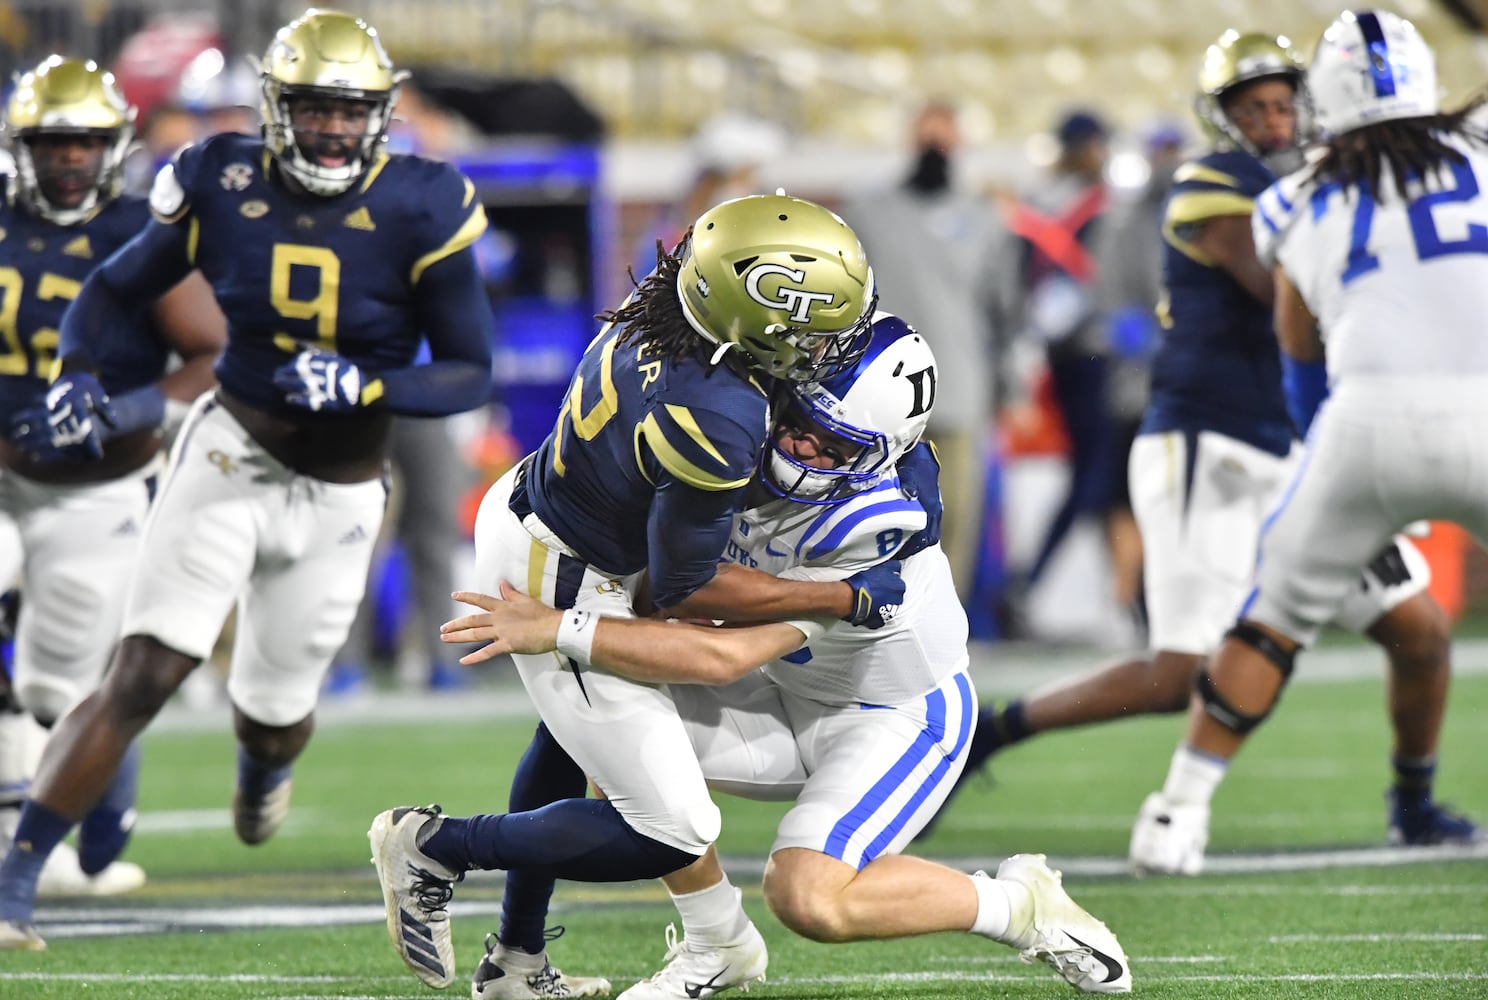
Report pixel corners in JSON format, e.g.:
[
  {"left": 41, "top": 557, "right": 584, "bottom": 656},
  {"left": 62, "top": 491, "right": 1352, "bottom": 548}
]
[
  {"left": 9, "top": 372, "right": 117, "bottom": 463},
  {"left": 273, "top": 346, "right": 365, "bottom": 413},
  {"left": 894, "top": 441, "right": 943, "bottom": 558},
  {"left": 843, "top": 559, "right": 906, "bottom": 629}
]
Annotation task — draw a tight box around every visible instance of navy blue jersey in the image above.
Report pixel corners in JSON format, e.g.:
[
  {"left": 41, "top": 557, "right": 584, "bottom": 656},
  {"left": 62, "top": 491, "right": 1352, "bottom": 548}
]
[
  {"left": 1141, "top": 149, "right": 1294, "bottom": 456},
  {"left": 526, "top": 321, "right": 770, "bottom": 603},
  {"left": 0, "top": 184, "right": 165, "bottom": 430},
  {"left": 107, "top": 133, "right": 488, "bottom": 416}
]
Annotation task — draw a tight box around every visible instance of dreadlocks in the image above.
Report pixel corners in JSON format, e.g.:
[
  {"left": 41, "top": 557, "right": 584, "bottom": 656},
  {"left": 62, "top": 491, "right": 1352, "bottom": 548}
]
[
  {"left": 1310, "top": 94, "right": 1488, "bottom": 202},
  {"left": 598, "top": 228, "right": 710, "bottom": 367}
]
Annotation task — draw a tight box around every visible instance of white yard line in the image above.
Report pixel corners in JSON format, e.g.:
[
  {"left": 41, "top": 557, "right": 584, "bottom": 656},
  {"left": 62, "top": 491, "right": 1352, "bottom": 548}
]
[{"left": 9, "top": 969, "right": 1487, "bottom": 988}]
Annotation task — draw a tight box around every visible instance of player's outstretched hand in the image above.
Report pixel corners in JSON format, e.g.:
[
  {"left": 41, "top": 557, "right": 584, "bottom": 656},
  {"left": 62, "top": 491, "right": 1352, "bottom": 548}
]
[
  {"left": 9, "top": 372, "right": 117, "bottom": 463},
  {"left": 441, "top": 582, "right": 563, "bottom": 664},
  {"left": 843, "top": 559, "right": 906, "bottom": 629},
  {"left": 273, "top": 346, "right": 365, "bottom": 413}
]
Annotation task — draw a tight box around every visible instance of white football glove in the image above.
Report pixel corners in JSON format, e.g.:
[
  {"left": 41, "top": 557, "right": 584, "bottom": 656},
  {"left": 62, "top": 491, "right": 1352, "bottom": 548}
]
[{"left": 273, "top": 346, "right": 364, "bottom": 413}]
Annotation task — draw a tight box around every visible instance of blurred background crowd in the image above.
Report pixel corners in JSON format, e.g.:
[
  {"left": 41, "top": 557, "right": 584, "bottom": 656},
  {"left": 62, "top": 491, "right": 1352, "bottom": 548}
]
[{"left": 3, "top": 0, "right": 1488, "bottom": 690}]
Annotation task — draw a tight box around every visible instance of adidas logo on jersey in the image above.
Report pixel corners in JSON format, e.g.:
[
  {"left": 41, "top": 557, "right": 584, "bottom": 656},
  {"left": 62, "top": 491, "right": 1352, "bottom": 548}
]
[
  {"left": 61, "top": 235, "right": 92, "bottom": 259},
  {"left": 343, "top": 207, "right": 376, "bottom": 231},
  {"left": 339, "top": 525, "right": 368, "bottom": 545},
  {"left": 112, "top": 517, "right": 138, "bottom": 537}
]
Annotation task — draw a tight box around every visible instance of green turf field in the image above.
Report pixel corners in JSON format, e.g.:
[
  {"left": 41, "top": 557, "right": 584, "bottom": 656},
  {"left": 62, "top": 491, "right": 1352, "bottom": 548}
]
[{"left": 1, "top": 659, "right": 1484, "bottom": 999}]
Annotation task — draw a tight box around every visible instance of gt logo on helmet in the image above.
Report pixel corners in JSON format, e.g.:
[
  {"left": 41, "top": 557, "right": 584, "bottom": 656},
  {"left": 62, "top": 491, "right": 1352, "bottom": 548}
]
[{"left": 743, "top": 262, "right": 836, "bottom": 323}]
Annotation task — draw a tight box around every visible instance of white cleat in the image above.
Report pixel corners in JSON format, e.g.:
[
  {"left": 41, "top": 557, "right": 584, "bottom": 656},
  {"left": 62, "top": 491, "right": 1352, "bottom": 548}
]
[
  {"left": 1128, "top": 791, "right": 1209, "bottom": 876},
  {"left": 369, "top": 804, "right": 462, "bottom": 988},
  {"left": 618, "top": 922, "right": 767, "bottom": 1000},
  {"left": 0, "top": 813, "right": 146, "bottom": 899},
  {"left": 471, "top": 934, "right": 612, "bottom": 998},
  {"left": 994, "top": 854, "right": 1131, "bottom": 994},
  {"left": 39, "top": 841, "right": 146, "bottom": 897},
  {"left": 0, "top": 918, "right": 45, "bottom": 951}
]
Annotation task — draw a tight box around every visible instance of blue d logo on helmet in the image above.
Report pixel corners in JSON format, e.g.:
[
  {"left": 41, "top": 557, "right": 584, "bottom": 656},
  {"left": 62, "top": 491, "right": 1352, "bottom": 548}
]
[
  {"left": 763, "top": 313, "right": 938, "bottom": 505},
  {"left": 1308, "top": 9, "right": 1439, "bottom": 137}
]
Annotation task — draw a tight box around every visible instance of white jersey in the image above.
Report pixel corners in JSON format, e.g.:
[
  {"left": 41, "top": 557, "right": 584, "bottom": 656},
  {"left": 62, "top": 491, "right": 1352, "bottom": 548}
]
[
  {"left": 724, "top": 475, "right": 968, "bottom": 706},
  {"left": 1253, "top": 139, "right": 1488, "bottom": 379}
]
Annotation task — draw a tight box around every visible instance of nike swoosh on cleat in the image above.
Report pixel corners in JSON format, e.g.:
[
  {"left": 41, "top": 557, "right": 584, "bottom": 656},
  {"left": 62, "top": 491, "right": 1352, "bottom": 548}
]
[
  {"left": 1067, "top": 933, "right": 1125, "bottom": 984},
  {"left": 684, "top": 966, "right": 730, "bottom": 998}
]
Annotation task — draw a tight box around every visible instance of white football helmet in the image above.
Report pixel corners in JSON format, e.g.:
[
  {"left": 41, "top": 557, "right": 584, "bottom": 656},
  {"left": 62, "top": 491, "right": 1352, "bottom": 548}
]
[
  {"left": 1309, "top": 10, "right": 1438, "bottom": 137},
  {"left": 763, "top": 312, "right": 937, "bottom": 505}
]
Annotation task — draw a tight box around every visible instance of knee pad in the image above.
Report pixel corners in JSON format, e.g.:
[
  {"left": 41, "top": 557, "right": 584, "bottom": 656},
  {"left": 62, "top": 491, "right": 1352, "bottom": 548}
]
[
  {"left": 1194, "top": 668, "right": 1270, "bottom": 735},
  {"left": 1196, "top": 623, "right": 1297, "bottom": 735},
  {"left": 1225, "top": 621, "right": 1298, "bottom": 679},
  {"left": 16, "top": 677, "right": 75, "bottom": 728}
]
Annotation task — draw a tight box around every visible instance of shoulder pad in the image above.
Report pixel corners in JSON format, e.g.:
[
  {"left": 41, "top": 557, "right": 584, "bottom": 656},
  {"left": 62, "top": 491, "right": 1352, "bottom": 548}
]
[
  {"left": 405, "top": 157, "right": 488, "bottom": 283},
  {"left": 149, "top": 160, "right": 188, "bottom": 222},
  {"left": 801, "top": 483, "right": 926, "bottom": 565},
  {"left": 638, "top": 401, "right": 760, "bottom": 492}
]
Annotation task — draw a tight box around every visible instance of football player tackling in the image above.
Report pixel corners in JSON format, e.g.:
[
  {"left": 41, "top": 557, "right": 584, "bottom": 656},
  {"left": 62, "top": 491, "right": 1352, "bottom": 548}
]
[
  {"left": 368, "top": 194, "right": 920, "bottom": 997},
  {"left": 441, "top": 315, "right": 1131, "bottom": 995}
]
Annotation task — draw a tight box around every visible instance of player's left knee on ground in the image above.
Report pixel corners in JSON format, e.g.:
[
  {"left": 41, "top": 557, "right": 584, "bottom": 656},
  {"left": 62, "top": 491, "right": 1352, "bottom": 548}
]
[
  {"left": 232, "top": 707, "right": 314, "bottom": 767},
  {"left": 1198, "top": 622, "right": 1298, "bottom": 734},
  {"left": 762, "top": 849, "right": 858, "bottom": 943}
]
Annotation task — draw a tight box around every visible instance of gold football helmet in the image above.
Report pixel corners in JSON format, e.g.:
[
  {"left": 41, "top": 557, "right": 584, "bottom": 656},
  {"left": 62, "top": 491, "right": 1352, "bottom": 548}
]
[
  {"left": 1195, "top": 30, "right": 1306, "bottom": 157},
  {"left": 677, "top": 194, "right": 876, "bottom": 382},
  {"left": 258, "top": 8, "right": 407, "bottom": 196},
  {"left": 3, "top": 56, "right": 134, "bottom": 225}
]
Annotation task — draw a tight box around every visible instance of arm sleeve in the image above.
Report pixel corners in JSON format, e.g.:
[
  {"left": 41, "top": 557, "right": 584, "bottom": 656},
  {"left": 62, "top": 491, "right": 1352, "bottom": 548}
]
[
  {"left": 640, "top": 389, "right": 766, "bottom": 606},
  {"left": 58, "top": 220, "right": 194, "bottom": 369},
  {"left": 1281, "top": 354, "right": 1329, "bottom": 437},
  {"left": 647, "top": 478, "right": 745, "bottom": 608},
  {"left": 365, "top": 248, "right": 493, "bottom": 416}
]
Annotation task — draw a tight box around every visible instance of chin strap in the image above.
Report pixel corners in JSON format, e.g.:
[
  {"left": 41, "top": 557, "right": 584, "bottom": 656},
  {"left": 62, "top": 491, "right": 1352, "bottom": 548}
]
[{"left": 709, "top": 342, "right": 735, "bottom": 366}]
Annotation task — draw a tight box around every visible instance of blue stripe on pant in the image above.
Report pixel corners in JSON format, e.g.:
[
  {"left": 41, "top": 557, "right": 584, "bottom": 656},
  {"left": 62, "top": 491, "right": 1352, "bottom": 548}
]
[{"left": 824, "top": 672, "right": 975, "bottom": 868}]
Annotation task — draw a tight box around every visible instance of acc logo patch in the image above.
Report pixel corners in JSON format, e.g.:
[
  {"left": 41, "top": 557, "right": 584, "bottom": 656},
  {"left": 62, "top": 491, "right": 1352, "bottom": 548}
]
[
  {"left": 743, "top": 262, "right": 835, "bottom": 323},
  {"left": 240, "top": 200, "right": 269, "bottom": 219},
  {"left": 219, "top": 163, "right": 254, "bottom": 192}
]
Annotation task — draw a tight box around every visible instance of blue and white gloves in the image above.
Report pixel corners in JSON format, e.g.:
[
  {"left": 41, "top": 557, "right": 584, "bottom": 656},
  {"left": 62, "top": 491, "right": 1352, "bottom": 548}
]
[
  {"left": 843, "top": 559, "right": 906, "bottom": 629},
  {"left": 273, "top": 346, "right": 366, "bottom": 413},
  {"left": 9, "top": 372, "right": 117, "bottom": 463}
]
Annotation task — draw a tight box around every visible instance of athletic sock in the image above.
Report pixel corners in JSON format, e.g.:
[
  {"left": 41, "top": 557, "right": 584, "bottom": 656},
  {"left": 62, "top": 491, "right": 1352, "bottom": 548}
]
[
  {"left": 1160, "top": 744, "right": 1228, "bottom": 807},
  {"left": 499, "top": 724, "right": 587, "bottom": 955},
  {"left": 0, "top": 801, "right": 72, "bottom": 921},
  {"left": 419, "top": 798, "right": 696, "bottom": 882},
  {"left": 670, "top": 875, "right": 752, "bottom": 949},
  {"left": 236, "top": 746, "right": 291, "bottom": 800},
  {"left": 1391, "top": 753, "right": 1436, "bottom": 798},
  {"left": 970, "top": 872, "right": 1032, "bottom": 945},
  {"left": 78, "top": 740, "right": 141, "bottom": 874}
]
